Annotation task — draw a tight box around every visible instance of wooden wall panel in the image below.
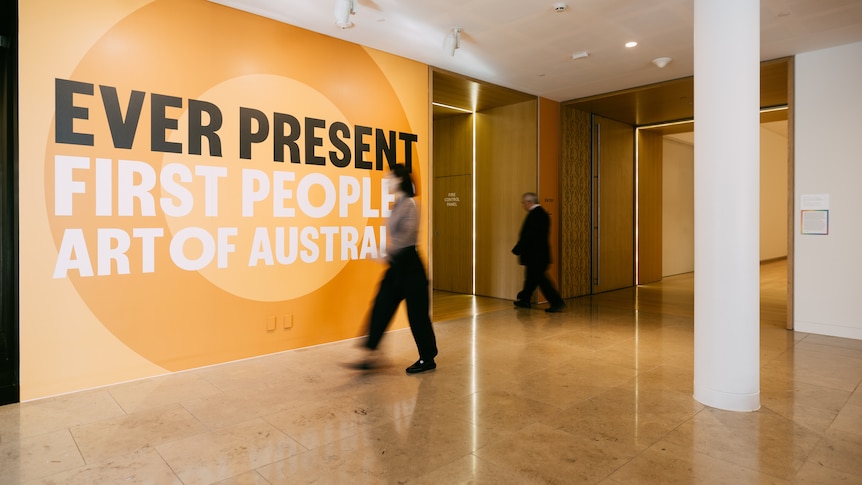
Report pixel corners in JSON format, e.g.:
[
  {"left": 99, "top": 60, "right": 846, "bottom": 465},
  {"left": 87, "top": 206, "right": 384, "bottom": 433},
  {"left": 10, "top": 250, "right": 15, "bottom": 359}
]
[
  {"left": 432, "top": 175, "right": 472, "bottom": 293},
  {"left": 637, "top": 129, "right": 663, "bottom": 284},
  {"left": 475, "top": 100, "right": 538, "bottom": 300},
  {"left": 592, "top": 116, "right": 634, "bottom": 293},
  {"left": 432, "top": 114, "right": 473, "bottom": 293},
  {"left": 433, "top": 114, "right": 473, "bottom": 177},
  {"left": 560, "top": 107, "right": 592, "bottom": 298}
]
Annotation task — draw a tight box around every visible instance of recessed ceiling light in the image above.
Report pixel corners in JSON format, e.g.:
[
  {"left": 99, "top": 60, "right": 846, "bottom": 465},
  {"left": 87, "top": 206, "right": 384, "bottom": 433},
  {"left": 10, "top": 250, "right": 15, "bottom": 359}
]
[
  {"left": 652, "top": 57, "right": 672, "bottom": 68},
  {"left": 625, "top": 41, "right": 638, "bottom": 48}
]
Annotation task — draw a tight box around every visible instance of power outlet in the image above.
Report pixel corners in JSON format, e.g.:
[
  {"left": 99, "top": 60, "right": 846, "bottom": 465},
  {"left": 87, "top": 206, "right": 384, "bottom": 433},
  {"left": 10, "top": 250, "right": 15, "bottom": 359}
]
[{"left": 266, "top": 315, "right": 276, "bottom": 332}]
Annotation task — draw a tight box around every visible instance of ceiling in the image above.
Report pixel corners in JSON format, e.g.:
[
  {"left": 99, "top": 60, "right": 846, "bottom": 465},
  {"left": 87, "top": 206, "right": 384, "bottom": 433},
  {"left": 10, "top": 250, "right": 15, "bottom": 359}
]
[{"left": 213, "top": 0, "right": 862, "bottom": 123}]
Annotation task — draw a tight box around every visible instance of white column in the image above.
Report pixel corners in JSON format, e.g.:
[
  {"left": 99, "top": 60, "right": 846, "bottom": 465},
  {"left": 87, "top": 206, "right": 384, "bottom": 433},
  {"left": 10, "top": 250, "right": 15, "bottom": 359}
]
[{"left": 693, "top": 0, "right": 760, "bottom": 411}]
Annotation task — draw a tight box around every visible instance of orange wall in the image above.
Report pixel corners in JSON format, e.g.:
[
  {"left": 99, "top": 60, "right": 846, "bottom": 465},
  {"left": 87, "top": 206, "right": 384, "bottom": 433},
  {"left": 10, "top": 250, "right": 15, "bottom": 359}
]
[{"left": 19, "top": 0, "right": 430, "bottom": 399}]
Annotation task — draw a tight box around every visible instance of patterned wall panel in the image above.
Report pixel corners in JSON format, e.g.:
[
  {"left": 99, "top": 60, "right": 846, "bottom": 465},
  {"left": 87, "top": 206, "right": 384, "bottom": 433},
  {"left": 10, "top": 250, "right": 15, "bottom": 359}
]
[{"left": 560, "top": 108, "right": 592, "bottom": 298}]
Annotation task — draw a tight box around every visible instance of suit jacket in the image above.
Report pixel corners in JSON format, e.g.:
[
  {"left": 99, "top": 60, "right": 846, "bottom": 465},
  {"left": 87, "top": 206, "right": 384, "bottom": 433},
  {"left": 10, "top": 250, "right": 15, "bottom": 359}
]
[{"left": 512, "top": 204, "right": 551, "bottom": 267}]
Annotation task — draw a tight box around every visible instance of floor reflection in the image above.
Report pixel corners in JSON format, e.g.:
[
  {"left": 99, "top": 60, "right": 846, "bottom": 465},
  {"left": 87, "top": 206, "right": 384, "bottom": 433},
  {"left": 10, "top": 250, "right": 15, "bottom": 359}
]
[{"left": 1, "top": 261, "right": 860, "bottom": 483}]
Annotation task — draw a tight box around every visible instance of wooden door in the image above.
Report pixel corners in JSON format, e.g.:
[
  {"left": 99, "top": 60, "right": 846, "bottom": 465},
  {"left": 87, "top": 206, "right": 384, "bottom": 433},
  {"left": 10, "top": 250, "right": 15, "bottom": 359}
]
[
  {"left": 592, "top": 116, "right": 634, "bottom": 293},
  {"left": 432, "top": 175, "right": 472, "bottom": 293},
  {"left": 432, "top": 114, "right": 473, "bottom": 294},
  {"left": 637, "top": 129, "right": 663, "bottom": 284}
]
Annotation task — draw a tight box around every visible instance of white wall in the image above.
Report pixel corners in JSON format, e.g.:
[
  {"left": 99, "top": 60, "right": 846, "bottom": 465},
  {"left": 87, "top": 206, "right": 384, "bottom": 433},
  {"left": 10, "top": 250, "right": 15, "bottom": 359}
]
[
  {"left": 794, "top": 41, "right": 862, "bottom": 340},
  {"left": 662, "top": 124, "right": 787, "bottom": 277},
  {"left": 662, "top": 137, "right": 695, "bottom": 276}
]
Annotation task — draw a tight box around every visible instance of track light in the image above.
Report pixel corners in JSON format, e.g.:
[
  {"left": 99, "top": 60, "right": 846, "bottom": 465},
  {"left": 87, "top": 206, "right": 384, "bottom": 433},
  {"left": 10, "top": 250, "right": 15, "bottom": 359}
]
[
  {"left": 335, "top": 0, "right": 355, "bottom": 29},
  {"left": 443, "top": 28, "right": 462, "bottom": 56}
]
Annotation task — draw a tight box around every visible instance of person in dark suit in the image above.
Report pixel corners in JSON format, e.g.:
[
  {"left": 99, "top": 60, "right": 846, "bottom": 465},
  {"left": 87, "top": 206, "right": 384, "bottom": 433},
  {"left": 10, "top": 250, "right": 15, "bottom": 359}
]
[{"left": 511, "top": 192, "right": 566, "bottom": 313}]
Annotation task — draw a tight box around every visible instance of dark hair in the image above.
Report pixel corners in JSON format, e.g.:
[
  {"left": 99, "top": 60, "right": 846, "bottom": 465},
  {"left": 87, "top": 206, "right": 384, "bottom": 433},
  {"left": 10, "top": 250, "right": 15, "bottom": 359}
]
[{"left": 391, "top": 164, "right": 415, "bottom": 197}]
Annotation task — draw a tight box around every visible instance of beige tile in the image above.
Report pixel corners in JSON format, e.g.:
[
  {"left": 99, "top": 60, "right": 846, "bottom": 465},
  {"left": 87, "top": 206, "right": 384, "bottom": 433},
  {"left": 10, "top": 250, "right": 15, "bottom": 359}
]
[
  {"left": 192, "top": 349, "right": 347, "bottom": 396},
  {"left": 759, "top": 381, "right": 849, "bottom": 433},
  {"left": 410, "top": 454, "right": 548, "bottom": 485},
  {"left": 459, "top": 311, "right": 574, "bottom": 345},
  {"left": 179, "top": 379, "right": 313, "bottom": 430},
  {"left": 388, "top": 360, "right": 492, "bottom": 402},
  {"left": 378, "top": 403, "right": 502, "bottom": 454},
  {"left": 0, "top": 428, "right": 84, "bottom": 483},
  {"left": 361, "top": 411, "right": 501, "bottom": 480},
  {"left": 830, "top": 402, "right": 862, "bottom": 437},
  {"left": 211, "top": 470, "right": 271, "bottom": 485},
  {"left": 633, "top": 327, "right": 696, "bottom": 352},
  {"left": 70, "top": 403, "right": 209, "bottom": 464},
  {"left": 662, "top": 406, "right": 823, "bottom": 480},
  {"left": 31, "top": 447, "right": 181, "bottom": 485},
  {"left": 475, "top": 422, "right": 636, "bottom": 484},
  {"left": 799, "top": 334, "right": 862, "bottom": 353},
  {"left": 791, "top": 456, "right": 862, "bottom": 484},
  {"left": 0, "top": 402, "right": 21, "bottom": 442},
  {"left": 508, "top": 355, "right": 638, "bottom": 409},
  {"left": 254, "top": 434, "right": 392, "bottom": 484},
  {"left": 263, "top": 395, "right": 397, "bottom": 450},
  {"left": 804, "top": 428, "right": 862, "bottom": 477},
  {"left": 257, "top": 410, "right": 497, "bottom": 484},
  {"left": 437, "top": 329, "right": 570, "bottom": 375},
  {"left": 619, "top": 363, "right": 695, "bottom": 394},
  {"left": 761, "top": 401, "right": 838, "bottom": 435},
  {"left": 156, "top": 418, "right": 306, "bottom": 485},
  {"left": 760, "top": 378, "right": 851, "bottom": 414},
  {"left": 593, "top": 338, "right": 678, "bottom": 372},
  {"left": 598, "top": 479, "right": 628, "bottom": 485},
  {"left": 763, "top": 347, "right": 862, "bottom": 393},
  {"left": 445, "top": 388, "right": 563, "bottom": 437},
  {"left": 792, "top": 341, "right": 862, "bottom": 369},
  {"left": 544, "top": 385, "right": 703, "bottom": 455},
  {"left": 106, "top": 372, "right": 223, "bottom": 413},
  {"left": 847, "top": 388, "right": 862, "bottom": 407},
  {"left": 331, "top": 371, "right": 439, "bottom": 418},
  {"left": 552, "top": 324, "right": 642, "bottom": 352},
  {"left": 761, "top": 325, "right": 797, "bottom": 363},
  {"left": 7, "top": 390, "right": 125, "bottom": 438},
  {"left": 607, "top": 439, "right": 789, "bottom": 484}
]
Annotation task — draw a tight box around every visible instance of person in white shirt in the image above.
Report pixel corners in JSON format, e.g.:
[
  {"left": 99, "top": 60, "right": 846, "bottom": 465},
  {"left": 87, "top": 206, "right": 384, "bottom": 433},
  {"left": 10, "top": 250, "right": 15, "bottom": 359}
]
[{"left": 350, "top": 164, "right": 438, "bottom": 374}]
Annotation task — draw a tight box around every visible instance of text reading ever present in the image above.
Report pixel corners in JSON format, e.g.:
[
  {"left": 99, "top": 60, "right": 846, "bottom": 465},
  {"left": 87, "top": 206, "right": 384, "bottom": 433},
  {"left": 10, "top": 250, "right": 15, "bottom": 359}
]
[{"left": 54, "top": 78, "right": 420, "bottom": 171}]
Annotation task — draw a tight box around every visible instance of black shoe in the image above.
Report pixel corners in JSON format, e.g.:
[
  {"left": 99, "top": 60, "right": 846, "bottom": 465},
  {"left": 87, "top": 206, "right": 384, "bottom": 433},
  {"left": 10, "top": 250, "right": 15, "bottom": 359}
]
[
  {"left": 545, "top": 303, "right": 566, "bottom": 313},
  {"left": 406, "top": 359, "right": 436, "bottom": 374},
  {"left": 514, "top": 300, "right": 531, "bottom": 309}
]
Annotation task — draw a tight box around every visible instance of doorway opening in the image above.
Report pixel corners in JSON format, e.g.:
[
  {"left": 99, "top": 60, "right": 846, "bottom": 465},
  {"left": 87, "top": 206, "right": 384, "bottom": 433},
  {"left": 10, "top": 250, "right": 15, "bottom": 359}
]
[{"left": 562, "top": 57, "right": 794, "bottom": 328}]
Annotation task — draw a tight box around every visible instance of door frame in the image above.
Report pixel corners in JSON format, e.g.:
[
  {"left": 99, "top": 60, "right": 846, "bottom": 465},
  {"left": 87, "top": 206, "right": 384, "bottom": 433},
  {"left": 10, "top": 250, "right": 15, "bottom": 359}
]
[{"left": 0, "top": 1, "right": 20, "bottom": 405}]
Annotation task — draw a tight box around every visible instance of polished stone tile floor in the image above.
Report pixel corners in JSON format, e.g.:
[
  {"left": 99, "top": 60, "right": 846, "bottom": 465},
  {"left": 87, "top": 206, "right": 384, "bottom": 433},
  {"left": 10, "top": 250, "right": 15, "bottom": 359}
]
[{"left": 2, "top": 262, "right": 861, "bottom": 484}]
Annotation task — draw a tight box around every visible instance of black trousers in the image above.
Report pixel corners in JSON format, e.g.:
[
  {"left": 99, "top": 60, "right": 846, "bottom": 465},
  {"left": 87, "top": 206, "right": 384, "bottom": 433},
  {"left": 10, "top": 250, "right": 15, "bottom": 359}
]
[
  {"left": 517, "top": 263, "right": 564, "bottom": 307},
  {"left": 365, "top": 247, "right": 438, "bottom": 361}
]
